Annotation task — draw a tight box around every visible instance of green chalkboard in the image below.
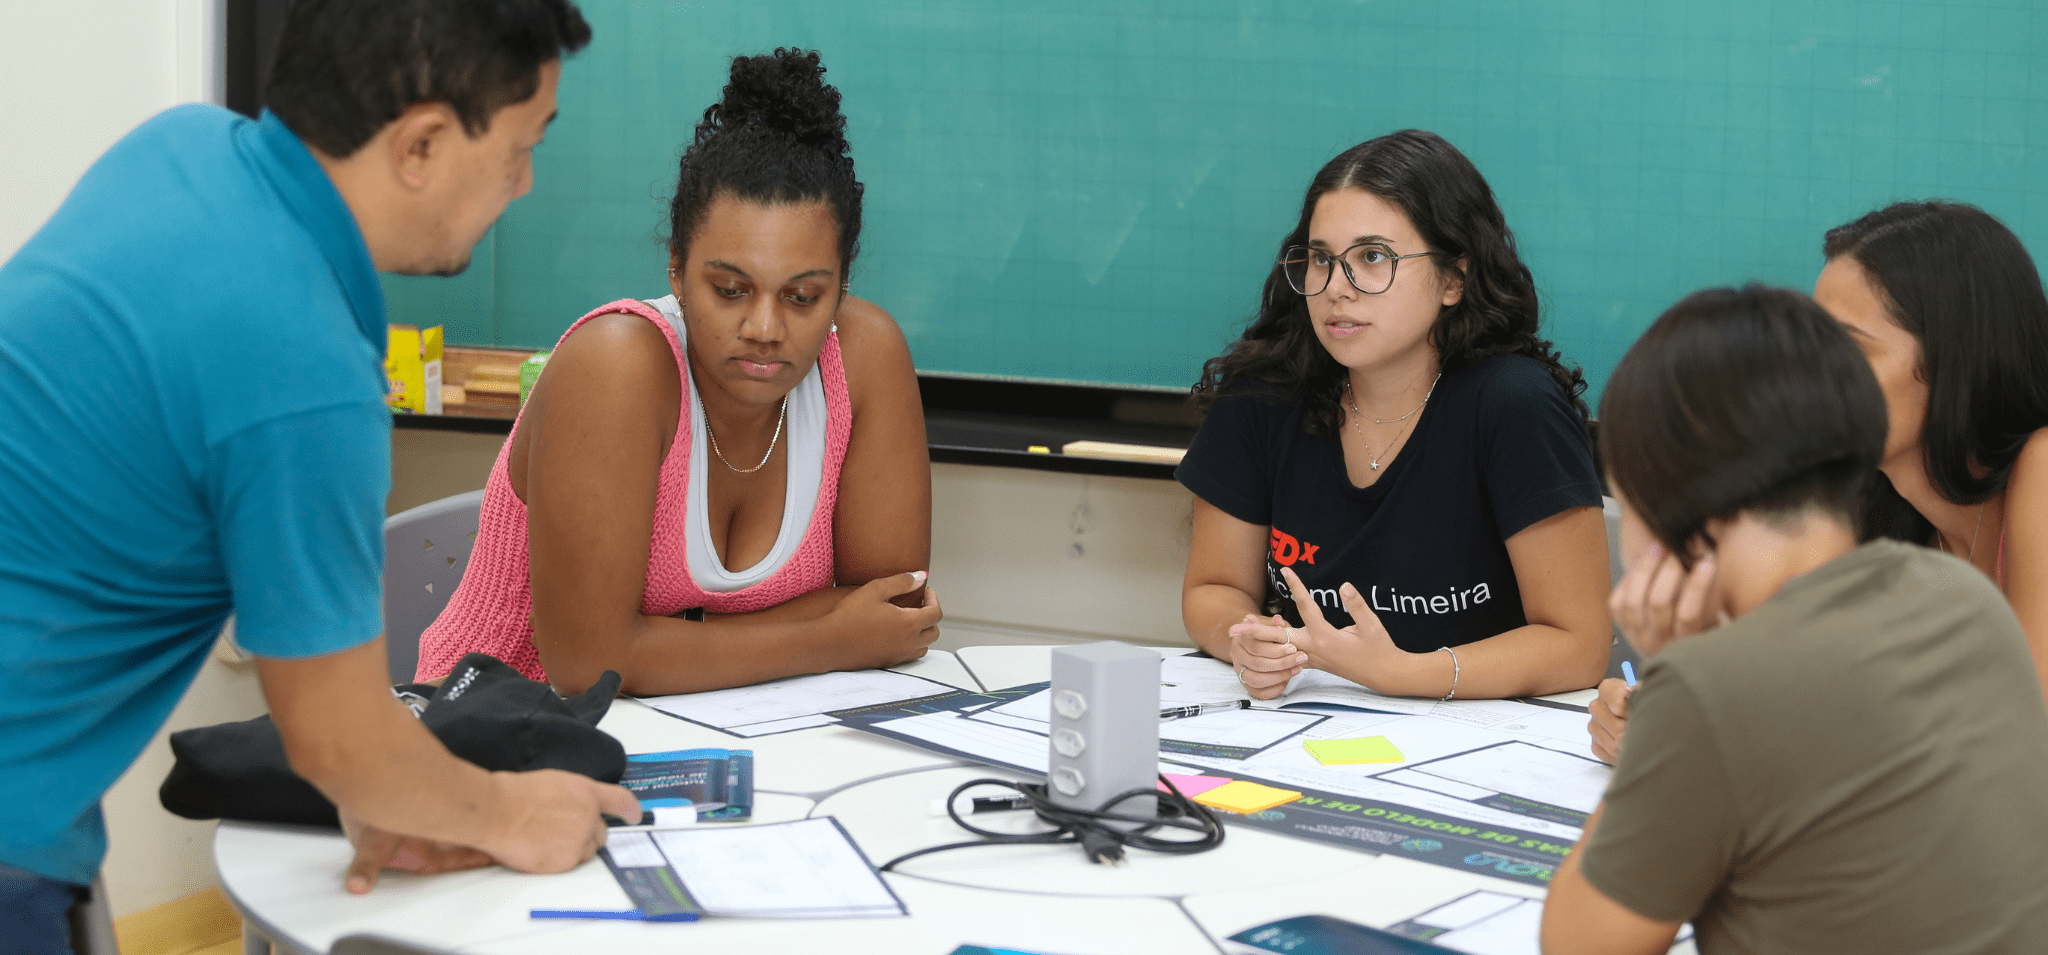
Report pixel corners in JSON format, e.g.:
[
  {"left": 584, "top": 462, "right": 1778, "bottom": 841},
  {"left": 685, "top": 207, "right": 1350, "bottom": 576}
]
[{"left": 381, "top": 0, "right": 2048, "bottom": 400}]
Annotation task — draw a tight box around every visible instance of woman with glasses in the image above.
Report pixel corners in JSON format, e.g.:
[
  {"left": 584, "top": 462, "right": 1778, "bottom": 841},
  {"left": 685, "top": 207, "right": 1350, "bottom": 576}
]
[
  {"left": 1177, "top": 129, "right": 1611, "bottom": 701},
  {"left": 413, "top": 49, "right": 940, "bottom": 696}
]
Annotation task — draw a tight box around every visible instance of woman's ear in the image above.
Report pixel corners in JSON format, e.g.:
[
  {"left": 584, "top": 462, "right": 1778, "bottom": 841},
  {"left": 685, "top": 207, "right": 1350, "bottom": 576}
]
[
  {"left": 1440, "top": 256, "right": 1468, "bottom": 307},
  {"left": 666, "top": 254, "right": 685, "bottom": 301}
]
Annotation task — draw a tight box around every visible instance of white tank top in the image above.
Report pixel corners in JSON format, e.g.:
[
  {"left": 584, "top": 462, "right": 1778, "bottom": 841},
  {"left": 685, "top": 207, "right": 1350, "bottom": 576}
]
[{"left": 645, "top": 295, "right": 826, "bottom": 592}]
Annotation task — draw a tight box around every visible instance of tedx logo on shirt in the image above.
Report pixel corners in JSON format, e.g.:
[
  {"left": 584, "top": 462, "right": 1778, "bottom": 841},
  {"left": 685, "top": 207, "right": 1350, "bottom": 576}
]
[
  {"left": 1268, "top": 526, "right": 1495, "bottom": 617},
  {"left": 1269, "top": 528, "right": 1319, "bottom": 566}
]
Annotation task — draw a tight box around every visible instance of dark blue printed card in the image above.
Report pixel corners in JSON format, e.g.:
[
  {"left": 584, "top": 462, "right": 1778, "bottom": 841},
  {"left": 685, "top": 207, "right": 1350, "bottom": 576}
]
[{"left": 621, "top": 747, "right": 753, "bottom": 821}]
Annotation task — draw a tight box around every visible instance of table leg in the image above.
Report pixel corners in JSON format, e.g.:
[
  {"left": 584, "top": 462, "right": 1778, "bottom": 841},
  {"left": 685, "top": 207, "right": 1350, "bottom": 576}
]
[{"left": 241, "top": 921, "right": 271, "bottom": 955}]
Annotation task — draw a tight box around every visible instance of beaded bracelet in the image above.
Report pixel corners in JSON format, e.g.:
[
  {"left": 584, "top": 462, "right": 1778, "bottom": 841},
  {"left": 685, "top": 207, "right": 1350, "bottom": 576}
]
[{"left": 1437, "top": 645, "right": 1460, "bottom": 702}]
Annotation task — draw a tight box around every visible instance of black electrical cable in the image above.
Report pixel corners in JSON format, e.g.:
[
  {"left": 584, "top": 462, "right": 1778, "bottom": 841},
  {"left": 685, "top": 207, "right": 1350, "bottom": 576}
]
[{"left": 878, "top": 774, "right": 1225, "bottom": 871}]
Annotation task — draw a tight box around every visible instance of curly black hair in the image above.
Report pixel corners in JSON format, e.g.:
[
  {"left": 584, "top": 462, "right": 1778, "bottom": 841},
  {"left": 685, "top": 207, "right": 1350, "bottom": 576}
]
[
  {"left": 667, "top": 48, "right": 863, "bottom": 276},
  {"left": 1191, "top": 130, "right": 1587, "bottom": 436}
]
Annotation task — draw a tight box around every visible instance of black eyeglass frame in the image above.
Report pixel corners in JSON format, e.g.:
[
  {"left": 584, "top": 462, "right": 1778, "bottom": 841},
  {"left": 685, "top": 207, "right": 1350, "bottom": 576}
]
[{"left": 1280, "top": 242, "right": 1444, "bottom": 296}]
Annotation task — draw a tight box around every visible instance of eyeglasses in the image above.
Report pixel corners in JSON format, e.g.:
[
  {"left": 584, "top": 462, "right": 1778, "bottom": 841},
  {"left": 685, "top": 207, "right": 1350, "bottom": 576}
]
[{"left": 1280, "top": 242, "right": 1442, "bottom": 296}]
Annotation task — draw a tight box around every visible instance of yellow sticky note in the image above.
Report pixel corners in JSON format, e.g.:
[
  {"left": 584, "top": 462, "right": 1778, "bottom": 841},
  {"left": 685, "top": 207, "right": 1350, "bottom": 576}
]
[
  {"left": 1304, "top": 736, "right": 1406, "bottom": 766},
  {"left": 1192, "top": 780, "right": 1301, "bottom": 814}
]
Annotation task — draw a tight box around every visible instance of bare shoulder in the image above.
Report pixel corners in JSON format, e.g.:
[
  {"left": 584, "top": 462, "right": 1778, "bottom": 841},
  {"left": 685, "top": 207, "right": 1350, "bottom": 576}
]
[
  {"left": 2015, "top": 428, "right": 2048, "bottom": 475},
  {"left": 831, "top": 295, "right": 917, "bottom": 407},
  {"left": 525, "top": 308, "right": 680, "bottom": 430},
  {"left": 547, "top": 310, "right": 676, "bottom": 389},
  {"left": 833, "top": 296, "right": 912, "bottom": 366},
  {"left": 2008, "top": 428, "right": 2048, "bottom": 505}
]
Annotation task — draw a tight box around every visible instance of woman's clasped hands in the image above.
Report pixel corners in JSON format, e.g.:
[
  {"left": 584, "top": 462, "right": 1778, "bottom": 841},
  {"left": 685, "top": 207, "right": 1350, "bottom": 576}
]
[{"left": 1225, "top": 566, "right": 1410, "bottom": 700}]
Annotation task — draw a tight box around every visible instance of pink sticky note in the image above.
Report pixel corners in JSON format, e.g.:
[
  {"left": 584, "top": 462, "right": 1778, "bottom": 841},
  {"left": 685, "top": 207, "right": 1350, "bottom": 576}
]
[{"left": 1158, "top": 772, "right": 1233, "bottom": 798}]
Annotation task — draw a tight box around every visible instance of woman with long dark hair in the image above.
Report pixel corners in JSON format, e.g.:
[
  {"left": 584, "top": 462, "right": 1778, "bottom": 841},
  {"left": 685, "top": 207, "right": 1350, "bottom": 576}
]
[
  {"left": 1177, "top": 130, "right": 1611, "bottom": 701},
  {"left": 1822, "top": 201, "right": 2048, "bottom": 659},
  {"left": 414, "top": 49, "right": 940, "bottom": 695}
]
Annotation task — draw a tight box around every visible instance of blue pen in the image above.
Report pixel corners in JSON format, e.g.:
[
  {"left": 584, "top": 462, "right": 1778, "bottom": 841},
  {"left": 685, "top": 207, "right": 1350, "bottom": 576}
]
[
  {"left": 1621, "top": 661, "right": 1637, "bottom": 688},
  {"left": 530, "top": 909, "right": 700, "bottom": 922}
]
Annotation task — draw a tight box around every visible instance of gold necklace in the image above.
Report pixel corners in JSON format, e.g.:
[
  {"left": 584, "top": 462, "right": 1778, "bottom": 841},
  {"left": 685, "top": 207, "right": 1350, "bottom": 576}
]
[
  {"left": 1345, "top": 375, "right": 1439, "bottom": 471},
  {"left": 703, "top": 395, "right": 788, "bottom": 474}
]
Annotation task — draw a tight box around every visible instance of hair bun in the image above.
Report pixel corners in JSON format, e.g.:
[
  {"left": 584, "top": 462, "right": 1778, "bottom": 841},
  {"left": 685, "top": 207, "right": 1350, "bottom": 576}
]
[{"left": 705, "top": 48, "right": 847, "bottom": 153}]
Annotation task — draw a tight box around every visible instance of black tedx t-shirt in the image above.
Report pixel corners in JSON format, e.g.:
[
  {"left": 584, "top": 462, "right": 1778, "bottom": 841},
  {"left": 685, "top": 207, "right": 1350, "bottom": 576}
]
[{"left": 1176, "top": 355, "right": 1601, "bottom": 652}]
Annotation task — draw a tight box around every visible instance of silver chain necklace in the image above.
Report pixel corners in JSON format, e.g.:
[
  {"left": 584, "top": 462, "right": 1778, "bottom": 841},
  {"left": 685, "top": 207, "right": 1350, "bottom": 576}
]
[
  {"left": 703, "top": 395, "right": 788, "bottom": 474},
  {"left": 1349, "top": 373, "right": 1440, "bottom": 424},
  {"left": 1941, "top": 502, "right": 1987, "bottom": 564},
  {"left": 1345, "top": 374, "right": 1440, "bottom": 471}
]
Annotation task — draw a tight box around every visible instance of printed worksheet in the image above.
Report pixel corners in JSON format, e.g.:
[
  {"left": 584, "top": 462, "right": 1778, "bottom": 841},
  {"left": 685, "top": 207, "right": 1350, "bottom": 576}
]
[
  {"left": 1163, "top": 713, "right": 1608, "bottom": 840},
  {"left": 970, "top": 685, "right": 1324, "bottom": 756},
  {"left": 638, "top": 669, "right": 958, "bottom": 735},
  {"left": 602, "top": 819, "right": 904, "bottom": 918}
]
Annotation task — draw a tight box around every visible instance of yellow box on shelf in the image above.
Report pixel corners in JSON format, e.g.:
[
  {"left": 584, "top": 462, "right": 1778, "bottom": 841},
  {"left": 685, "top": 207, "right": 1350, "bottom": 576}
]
[{"left": 385, "top": 324, "right": 444, "bottom": 414}]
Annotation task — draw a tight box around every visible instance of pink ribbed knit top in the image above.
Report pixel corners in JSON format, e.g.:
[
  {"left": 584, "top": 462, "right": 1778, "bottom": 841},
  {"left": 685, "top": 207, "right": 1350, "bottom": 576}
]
[{"left": 414, "top": 298, "right": 852, "bottom": 682}]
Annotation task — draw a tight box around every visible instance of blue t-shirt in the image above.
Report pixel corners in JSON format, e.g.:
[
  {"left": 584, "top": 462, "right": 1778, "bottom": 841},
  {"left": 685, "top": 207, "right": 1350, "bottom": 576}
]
[{"left": 0, "top": 106, "right": 390, "bottom": 885}]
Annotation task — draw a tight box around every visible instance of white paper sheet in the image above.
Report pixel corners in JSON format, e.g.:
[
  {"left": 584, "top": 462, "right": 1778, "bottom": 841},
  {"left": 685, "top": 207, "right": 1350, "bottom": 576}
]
[
  {"left": 649, "top": 818, "right": 902, "bottom": 918},
  {"left": 603, "top": 830, "right": 667, "bottom": 868},
  {"left": 1425, "top": 894, "right": 1545, "bottom": 955},
  {"left": 1398, "top": 891, "right": 1694, "bottom": 955},
  {"left": 875, "top": 710, "right": 1051, "bottom": 773},
  {"left": 1403, "top": 741, "right": 1610, "bottom": 814},
  {"left": 638, "top": 669, "right": 955, "bottom": 732},
  {"left": 1163, "top": 714, "right": 1599, "bottom": 840},
  {"left": 1160, "top": 708, "right": 1325, "bottom": 749},
  {"left": 974, "top": 685, "right": 1321, "bottom": 752}
]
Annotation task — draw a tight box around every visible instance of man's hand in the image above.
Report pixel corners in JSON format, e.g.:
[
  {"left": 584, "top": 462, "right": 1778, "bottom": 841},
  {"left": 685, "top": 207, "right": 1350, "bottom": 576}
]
[{"left": 341, "top": 770, "right": 641, "bottom": 894}]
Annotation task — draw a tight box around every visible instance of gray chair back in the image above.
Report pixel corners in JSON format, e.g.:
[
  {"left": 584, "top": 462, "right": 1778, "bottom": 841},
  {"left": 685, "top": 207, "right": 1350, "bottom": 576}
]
[
  {"left": 67, "top": 873, "right": 116, "bottom": 955},
  {"left": 1602, "top": 495, "right": 1624, "bottom": 587},
  {"left": 332, "top": 935, "right": 457, "bottom": 955},
  {"left": 382, "top": 489, "right": 487, "bottom": 684}
]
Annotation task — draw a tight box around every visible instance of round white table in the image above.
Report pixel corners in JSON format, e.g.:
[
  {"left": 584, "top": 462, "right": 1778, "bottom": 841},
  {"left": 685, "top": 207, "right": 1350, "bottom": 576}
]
[{"left": 217, "top": 646, "right": 1569, "bottom": 955}]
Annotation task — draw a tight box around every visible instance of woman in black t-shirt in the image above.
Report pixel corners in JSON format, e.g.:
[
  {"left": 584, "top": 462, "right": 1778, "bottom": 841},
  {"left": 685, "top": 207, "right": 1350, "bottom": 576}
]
[{"left": 1178, "top": 130, "right": 1611, "bottom": 701}]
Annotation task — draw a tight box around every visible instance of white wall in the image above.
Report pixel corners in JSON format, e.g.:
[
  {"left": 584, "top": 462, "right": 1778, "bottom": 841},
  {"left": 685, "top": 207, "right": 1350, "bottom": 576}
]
[
  {"left": 0, "top": 0, "right": 219, "bottom": 260},
  {"left": 3, "top": 0, "right": 234, "bottom": 917}
]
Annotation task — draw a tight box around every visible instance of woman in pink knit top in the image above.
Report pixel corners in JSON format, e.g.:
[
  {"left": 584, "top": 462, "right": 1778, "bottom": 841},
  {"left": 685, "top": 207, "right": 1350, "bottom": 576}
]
[{"left": 416, "top": 49, "right": 939, "bottom": 695}]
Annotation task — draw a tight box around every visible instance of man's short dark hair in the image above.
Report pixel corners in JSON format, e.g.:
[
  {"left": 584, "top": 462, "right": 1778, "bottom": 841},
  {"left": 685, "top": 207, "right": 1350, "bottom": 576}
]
[
  {"left": 1599, "top": 285, "right": 1887, "bottom": 565},
  {"left": 265, "top": 0, "right": 592, "bottom": 158}
]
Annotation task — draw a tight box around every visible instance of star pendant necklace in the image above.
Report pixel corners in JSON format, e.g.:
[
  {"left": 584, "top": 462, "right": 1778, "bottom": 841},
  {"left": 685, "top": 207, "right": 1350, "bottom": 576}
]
[{"left": 1345, "top": 373, "right": 1440, "bottom": 471}]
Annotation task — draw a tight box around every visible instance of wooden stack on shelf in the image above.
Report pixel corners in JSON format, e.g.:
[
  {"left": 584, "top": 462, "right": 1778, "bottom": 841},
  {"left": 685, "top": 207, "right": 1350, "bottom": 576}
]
[
  {"left": 437, "top": 346, "right": 537, "bottom": 419},
  {"left": 460, "top": 361, "right": 523, "bottom": 411}
]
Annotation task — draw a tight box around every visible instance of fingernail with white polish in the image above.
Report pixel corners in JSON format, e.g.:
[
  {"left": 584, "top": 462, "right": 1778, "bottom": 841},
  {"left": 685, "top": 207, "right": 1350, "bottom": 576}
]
[{"left": 911, "top": 570, "right": 928, "bottom": 585}]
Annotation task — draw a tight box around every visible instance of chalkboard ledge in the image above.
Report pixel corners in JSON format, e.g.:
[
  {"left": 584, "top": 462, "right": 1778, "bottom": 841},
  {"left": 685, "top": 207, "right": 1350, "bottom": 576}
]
[{"left": 392, "top": 373, "right": 1202, "bottom": 481}]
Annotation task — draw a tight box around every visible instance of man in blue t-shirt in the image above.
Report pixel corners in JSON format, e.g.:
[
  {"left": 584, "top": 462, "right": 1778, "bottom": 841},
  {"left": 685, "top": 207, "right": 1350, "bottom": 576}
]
[{"left": 0, "top": 2, "right": 637, "bottom": 950}]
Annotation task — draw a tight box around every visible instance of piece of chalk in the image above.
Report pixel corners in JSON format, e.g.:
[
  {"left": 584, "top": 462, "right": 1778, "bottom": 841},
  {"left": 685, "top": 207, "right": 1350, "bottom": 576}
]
[{"left": 1027, "top": 445, "right": 1051, "bottom": 454}]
